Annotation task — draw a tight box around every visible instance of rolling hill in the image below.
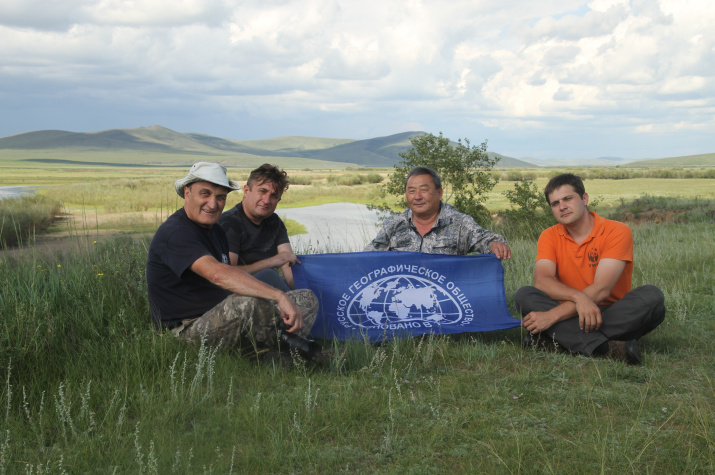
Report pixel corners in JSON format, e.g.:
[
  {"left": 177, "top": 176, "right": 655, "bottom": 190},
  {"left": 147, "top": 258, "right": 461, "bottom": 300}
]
[
  {"left": 0, "top": 126, "right": 534, "bottom": 168},
  {"left": 623, "top": 153, "right": 715, "bottom": 167}
]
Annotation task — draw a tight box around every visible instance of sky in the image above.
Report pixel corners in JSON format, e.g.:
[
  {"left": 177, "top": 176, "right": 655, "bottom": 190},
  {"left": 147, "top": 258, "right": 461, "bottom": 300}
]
[{"left": 0, "top": 0, "right": 713, "bottom": 160}]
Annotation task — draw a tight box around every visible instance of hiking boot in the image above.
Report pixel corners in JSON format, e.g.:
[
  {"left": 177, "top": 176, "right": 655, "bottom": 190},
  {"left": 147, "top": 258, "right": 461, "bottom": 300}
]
[
  {"left": 607, "top": 340, "right": 642, "bottom": 365},
  {"left": 522, "top": 332, "right": 559, "bottom": 352}
]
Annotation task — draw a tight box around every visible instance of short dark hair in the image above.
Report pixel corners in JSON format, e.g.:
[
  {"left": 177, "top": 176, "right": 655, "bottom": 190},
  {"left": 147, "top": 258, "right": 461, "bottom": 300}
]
[
  {"left": 404, "top": 167, "right": 442, "bottom": 191},
  {"left": 246, "top": 164, "right": 289, "bottom": 195},
  {"left": 544, "top": 173, "right": 586, "bottom": 204}
]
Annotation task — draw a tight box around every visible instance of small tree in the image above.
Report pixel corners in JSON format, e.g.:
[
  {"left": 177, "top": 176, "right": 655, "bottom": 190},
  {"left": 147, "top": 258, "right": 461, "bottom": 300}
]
[
  {"left": 500, "top": 178, "right": 554, "bottom": 239},
  {"left": 372, "top": 132, "right": 500, "bottom": 227}
]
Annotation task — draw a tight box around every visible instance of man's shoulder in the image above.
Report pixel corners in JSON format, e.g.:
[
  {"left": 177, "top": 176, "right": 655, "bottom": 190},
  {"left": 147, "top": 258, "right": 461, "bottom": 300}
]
[
  {"left": 155, "top": 209, "right": 187, "bottom": 234},
  {"left": 594, "top": 213, "right": 632, "bottom": 239},
  {"left": 438, "top": 203, "right": 472, "bottom": 222},
  {"left": 383, "top": 208, "right": 411, "bottom": 225},
  {"left": 537, "top": 222, "right": 564, "bottom": 243},
  {"left": 218, "top": 203, "right": 244, "bottom": 223}
]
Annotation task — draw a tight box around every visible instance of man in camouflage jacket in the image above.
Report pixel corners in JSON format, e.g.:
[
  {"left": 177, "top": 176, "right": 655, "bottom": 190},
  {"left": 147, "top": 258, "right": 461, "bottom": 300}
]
[{"left": 364, "top": 167, "right": 511, "bottom": 260}]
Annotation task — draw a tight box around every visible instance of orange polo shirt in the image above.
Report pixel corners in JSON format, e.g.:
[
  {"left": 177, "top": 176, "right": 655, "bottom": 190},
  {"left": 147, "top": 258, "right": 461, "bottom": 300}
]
[{"left": 536, "top": 212, "right": 633, "bottom": 305}]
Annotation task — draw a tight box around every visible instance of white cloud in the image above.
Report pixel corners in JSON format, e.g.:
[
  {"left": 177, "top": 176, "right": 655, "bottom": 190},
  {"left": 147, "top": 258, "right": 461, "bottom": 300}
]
[{"left": 0, "top": 0, "right": 713, "bottom": 158}]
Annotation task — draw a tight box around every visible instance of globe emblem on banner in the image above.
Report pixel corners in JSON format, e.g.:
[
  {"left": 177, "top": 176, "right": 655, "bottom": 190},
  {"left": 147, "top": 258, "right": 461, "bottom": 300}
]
[{"left": 347, "top": 275, "right": 463, "bottom": 328}]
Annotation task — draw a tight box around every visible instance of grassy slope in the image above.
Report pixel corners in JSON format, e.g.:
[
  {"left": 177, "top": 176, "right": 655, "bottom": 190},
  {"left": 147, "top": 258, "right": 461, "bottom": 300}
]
[{"left": 624, "top": 152, "right": 715, "bottom": 167}]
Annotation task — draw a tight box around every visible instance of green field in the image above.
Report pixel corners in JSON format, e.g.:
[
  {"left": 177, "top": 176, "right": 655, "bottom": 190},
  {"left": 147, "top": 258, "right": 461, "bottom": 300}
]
[{"left": 1, "top": 166, "right": 714, "bottom": 472}]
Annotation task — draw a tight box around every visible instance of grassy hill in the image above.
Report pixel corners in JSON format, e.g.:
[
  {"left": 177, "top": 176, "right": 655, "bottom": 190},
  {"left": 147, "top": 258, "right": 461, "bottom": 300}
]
[
  {"left": 0, "top": 126, "right": 534, "bottom": 168},
  {"left": 624, "top": 153, "right": 715, "bottom": 167}
]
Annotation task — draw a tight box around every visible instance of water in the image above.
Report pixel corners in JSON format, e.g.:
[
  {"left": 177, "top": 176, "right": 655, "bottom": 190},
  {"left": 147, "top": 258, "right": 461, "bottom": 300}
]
[
  {"left": 278, "top": 203, "right": 384, "bottom": 253},
  {"left": 0, "top": 186, "right": 40, "bottom": 200}
]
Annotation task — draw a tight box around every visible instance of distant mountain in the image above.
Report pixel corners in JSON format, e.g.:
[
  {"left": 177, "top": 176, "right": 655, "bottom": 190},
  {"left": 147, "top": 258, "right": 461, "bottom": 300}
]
[{"left": 0, "top": 126, "right": 534, "bottom": 168}]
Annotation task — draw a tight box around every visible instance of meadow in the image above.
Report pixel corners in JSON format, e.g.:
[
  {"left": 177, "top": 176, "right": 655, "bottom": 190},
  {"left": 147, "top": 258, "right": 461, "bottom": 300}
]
[{"left": 0, "top": 166, "right": 714, "bottom": 472}]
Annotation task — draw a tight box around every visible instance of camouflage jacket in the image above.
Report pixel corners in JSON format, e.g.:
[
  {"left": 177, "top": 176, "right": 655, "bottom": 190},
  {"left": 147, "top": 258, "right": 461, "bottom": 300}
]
[{"left": 364, "top": 202, "right": 507, "bottom": 255}]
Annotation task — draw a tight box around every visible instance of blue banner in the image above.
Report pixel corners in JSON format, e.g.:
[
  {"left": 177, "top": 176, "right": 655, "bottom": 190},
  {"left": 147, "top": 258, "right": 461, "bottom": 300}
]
[{"left": 293, "top": 251, "right": 520, "bottom": 342}]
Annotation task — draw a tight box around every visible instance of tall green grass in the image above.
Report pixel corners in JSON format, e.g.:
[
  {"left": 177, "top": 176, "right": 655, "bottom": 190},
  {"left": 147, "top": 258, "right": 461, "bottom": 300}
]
[
  {"left": 1, "top": 202, "right": 713, "bottom": 471},
  {"left": 0, "top": 195, "right": 62, "bottom": 247}
]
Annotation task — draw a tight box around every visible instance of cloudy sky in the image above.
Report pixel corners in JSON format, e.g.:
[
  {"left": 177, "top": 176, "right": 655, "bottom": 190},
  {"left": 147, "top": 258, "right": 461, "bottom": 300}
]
[{"left": 1, "top": 0, "right": 712, "bottom": 159}]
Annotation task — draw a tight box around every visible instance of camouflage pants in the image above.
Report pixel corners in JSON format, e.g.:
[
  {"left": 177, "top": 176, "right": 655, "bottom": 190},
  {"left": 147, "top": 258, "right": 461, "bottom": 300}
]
[{"left": 173, "top": 289, "right": 319, "bottom": 352}]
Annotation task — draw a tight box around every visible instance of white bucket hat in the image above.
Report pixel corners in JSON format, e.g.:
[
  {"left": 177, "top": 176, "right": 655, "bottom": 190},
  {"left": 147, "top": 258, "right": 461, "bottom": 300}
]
[{"left": 174, "top": 162, "right": 241, "bottom": 198}]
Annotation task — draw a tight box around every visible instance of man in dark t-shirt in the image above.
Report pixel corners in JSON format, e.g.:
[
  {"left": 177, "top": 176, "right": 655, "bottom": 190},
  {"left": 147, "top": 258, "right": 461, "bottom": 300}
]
[
  {"left": 146, "top": 162, "right": 318, "bottom": 354},
  {"left": 219, "top": 164, "right": 299, "bottom": 291}
]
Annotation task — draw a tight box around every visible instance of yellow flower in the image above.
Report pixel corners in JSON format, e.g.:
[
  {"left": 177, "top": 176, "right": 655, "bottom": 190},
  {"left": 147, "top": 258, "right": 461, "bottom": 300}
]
[
  {"left": 57, "top": 265, "right": 61, "bottom": 268},
  {"left": 97, "top": 273, "right": 104, "bottom": 276},
  {"left": 92, "top": 241, "right": 97, "bottom": 245}
]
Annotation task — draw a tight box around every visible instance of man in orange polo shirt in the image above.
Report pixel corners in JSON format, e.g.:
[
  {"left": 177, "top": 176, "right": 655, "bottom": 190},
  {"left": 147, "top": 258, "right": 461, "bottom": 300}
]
[{"left": 514, "top": 173, "right": 665, "bottom": 364}]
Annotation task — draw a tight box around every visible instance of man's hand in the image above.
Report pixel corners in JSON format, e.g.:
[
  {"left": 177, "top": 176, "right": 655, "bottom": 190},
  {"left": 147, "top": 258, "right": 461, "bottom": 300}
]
[
  {"left": 275, "top": 248, "right": 301, "bottom": 267},
  {"left": 521, "top": 310, "right": 557, "bottom": 334},
  {"left": 276, "top": 292, "right": 304, "bottom": 333},
  {"left": 490, "top": 241, "right": 512, "bottom": 260},
  {"left": 574, "top": 293, "right": 602, "bottom": 332}
]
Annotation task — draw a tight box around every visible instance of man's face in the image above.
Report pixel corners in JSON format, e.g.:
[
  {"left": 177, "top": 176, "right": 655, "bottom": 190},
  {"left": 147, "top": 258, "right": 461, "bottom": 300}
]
[
  {"left": 548, "top": 184, "right": 589, "bottom": 226},
  {"left": 242, "top": 180, "right": 282, "bottom": 224},
  {"left": 405, "top": 174, "right": 443, "bottom": 218},
  {"left": 183, "top": 181, "right": 229, "bottom": 228}
]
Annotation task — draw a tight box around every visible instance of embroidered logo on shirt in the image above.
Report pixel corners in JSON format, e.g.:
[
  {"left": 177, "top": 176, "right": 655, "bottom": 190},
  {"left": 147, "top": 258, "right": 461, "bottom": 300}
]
[
  {"left": 222, "top": 254, "right": 229, "bottom": 264},
  {"left": 588, "top": 248, "right": 599, "bottom": 263}
]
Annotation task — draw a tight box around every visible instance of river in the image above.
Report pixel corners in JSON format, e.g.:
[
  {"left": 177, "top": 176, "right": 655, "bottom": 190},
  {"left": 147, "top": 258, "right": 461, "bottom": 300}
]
[{"left": 279, "top": 203, "right": 383, "bottom": 253}]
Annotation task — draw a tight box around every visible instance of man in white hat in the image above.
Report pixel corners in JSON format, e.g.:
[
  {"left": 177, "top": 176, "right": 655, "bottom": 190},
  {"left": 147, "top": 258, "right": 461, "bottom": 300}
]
[{"left": 146, "top": 162, "right": 319, "bottom": 358}]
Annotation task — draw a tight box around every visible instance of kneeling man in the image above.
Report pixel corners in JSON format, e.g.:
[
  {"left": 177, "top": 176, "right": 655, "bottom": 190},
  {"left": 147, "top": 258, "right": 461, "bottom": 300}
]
[
  {"left": 146, "top": 162, "right": 318, "bottom": 354},
  {"left": 515, "top": 173, "right": 665, "bottom": 364}
]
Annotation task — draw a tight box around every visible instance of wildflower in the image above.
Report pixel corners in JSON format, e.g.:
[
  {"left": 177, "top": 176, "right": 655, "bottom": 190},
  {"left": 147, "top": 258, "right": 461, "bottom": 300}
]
[
  {"left": 92, "top": 241, "right": 97, "bottom": 244},
  {"left": 57, "top": 264, "right": 61, "bottom": 268},
  {"left": 97, "top": 273, "right": 104, "bottom": 276},
  {"left": 662, "top": 407, "right": 668, "bottom": 413}
]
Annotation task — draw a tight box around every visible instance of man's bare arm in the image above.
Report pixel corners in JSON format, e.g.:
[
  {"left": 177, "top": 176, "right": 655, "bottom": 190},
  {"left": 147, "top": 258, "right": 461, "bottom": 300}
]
[
  {"left": 228, "top": 243, "right": 301, "bottom": 276},
  {"left": 190, "top": 255, "right": 303, "bottom": 332}
]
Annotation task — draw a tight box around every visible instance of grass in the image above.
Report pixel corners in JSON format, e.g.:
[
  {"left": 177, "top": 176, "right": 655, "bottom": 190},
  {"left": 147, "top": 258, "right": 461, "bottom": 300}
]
[
  {"left": 0, "top": 195, "right": 62, "bottom": 247},
  {"left": 0, "top": 193, "right": 713, "bottom": 471}
]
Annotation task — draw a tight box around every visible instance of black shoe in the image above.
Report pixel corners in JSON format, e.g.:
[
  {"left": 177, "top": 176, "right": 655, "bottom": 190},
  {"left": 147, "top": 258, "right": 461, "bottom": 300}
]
[{"left": 607, "top": 340, "right": 643, "bottom": 365}]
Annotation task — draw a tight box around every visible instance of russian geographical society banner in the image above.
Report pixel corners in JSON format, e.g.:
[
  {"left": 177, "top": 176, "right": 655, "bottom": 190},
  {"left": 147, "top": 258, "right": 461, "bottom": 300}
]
[{"left": 293, "top": 251, "right": 520, "bottom": 342}]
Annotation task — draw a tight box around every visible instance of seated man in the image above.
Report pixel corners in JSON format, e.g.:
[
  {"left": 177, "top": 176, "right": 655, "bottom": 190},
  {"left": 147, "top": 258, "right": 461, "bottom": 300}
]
[
  {"left": 515, "top": 173, "right": 665, "bottom": 364},
  {"left": 146, "top": 162, "right": 318, "bottom": 355},
  {"left": 219, "top": 164, "right": 298, "bottom": 292},
  {"left": 365, "top": 166, "right": 511, "bottom": 259}
]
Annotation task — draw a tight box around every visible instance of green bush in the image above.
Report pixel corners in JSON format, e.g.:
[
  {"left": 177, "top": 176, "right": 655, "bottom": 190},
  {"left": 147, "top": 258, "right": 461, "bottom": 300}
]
[{"left": 497, "top": 179, "right": 555, "bottom": 240}]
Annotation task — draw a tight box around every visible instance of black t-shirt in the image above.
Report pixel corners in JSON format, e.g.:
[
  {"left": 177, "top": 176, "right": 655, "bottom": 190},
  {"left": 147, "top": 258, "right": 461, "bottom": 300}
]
[
  {"left": 218, "top": 202, "right": 290, "bottom": 266},
  {"left": 146, "top": 208, "right": 232, "bottom": 329}
]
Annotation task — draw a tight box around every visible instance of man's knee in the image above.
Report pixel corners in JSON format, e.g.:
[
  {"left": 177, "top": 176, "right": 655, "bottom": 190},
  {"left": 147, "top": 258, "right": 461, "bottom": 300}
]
[
  {"left": 634, "top": 284, "right": 665, "bottom": 305},
  {"left": 254, "top": 269, "right": 290, "bottom": 292},
  {"left": 514, "top": 286, "right": 539, "bottom": 316},
  {"left": 287, "top": 289, "right": 319, "bottom": 334}
]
